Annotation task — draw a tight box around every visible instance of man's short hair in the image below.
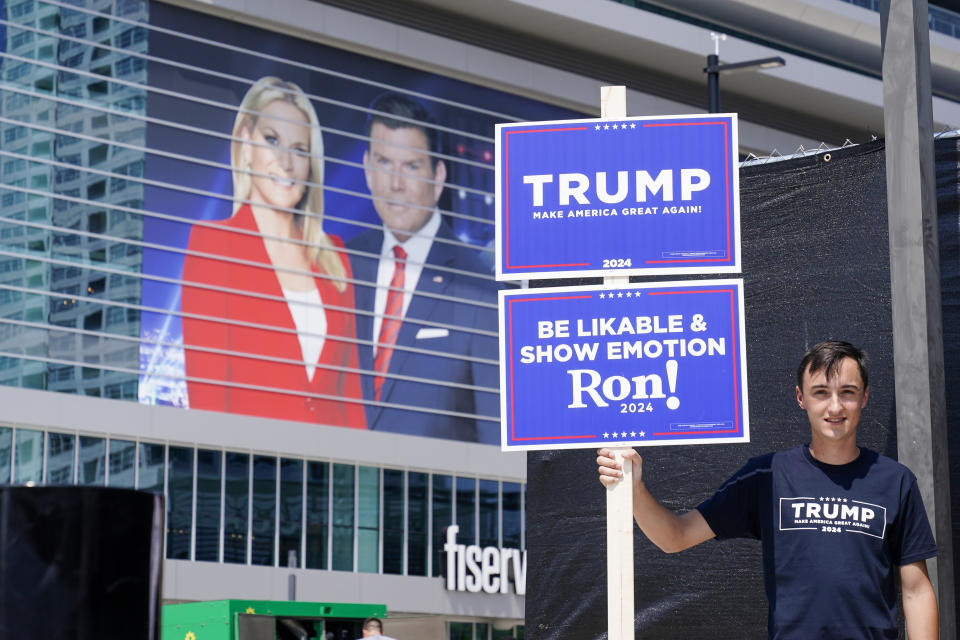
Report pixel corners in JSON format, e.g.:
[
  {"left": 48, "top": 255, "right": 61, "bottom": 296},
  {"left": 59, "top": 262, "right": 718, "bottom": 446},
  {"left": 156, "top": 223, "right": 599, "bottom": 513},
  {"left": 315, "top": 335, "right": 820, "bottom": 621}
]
[
  {"left": 364, "top": 92, "right": 441, "bottom": 168},
  {"left": 362, "top": 617, "right": 383, "bottom": 633},
  {"left": 796, "top": 340, "right": 869, "bottom": 390}
]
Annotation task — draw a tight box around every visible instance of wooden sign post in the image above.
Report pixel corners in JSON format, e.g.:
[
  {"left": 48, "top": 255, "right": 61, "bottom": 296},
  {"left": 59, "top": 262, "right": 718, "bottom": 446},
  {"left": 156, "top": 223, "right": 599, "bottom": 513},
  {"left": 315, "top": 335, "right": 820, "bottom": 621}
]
[{"left": 600, "top": 85, "right": 635, "bottom": 640}]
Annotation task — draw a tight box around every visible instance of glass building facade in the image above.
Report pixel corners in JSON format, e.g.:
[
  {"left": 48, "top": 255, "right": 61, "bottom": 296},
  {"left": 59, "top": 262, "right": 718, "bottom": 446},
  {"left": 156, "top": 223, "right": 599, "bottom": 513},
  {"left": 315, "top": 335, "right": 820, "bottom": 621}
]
[{"left": 0, "top": 424, "right": 525, "bottom": 576}]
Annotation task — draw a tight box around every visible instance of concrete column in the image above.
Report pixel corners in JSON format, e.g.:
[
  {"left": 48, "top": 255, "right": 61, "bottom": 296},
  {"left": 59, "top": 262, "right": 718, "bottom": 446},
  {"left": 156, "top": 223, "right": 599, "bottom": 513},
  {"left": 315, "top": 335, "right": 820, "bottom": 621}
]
[{"left": 879, "top": 0, "right": 955, "bottom": 636}]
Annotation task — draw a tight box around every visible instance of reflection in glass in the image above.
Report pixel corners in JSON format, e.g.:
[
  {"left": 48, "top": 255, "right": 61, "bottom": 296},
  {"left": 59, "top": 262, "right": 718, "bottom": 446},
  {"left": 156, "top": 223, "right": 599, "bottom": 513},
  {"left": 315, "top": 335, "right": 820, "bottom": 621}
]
[
  {"left": 46, "top": 432, "right": 75, "bottom": 485},
  {"left": 305, "top": 461, "right": 329, "bottom": 569},
  {"left": 0, "top": 427, "right": 12, "bottom": 483},
  {"left": 432, "top": 474, "right": 452, "bottom": 577},
  {"left": 456, "top": 476, "right": 476, "bottom": 546},
  {"left": 138, "top": 442, "right": 164, "bottom": 492},
  {"left": 492, "top": 626, "right": 519, "bottom": 640},
  {"left": 502, "top": 482, "right": 522, "bottom": 549},
  {"left": 108, "top": 438, "right": 135, "bottom": 487},
  {"left": 407, "top": 471, "right": 428, "bottom": 576},
  {"left": 449, "top": 621, "right": 472, "bottom": 640},
  {"left": 15, "top": 429, "right": 44, "bottom": 483},
  {"left": 279, "top": 458, "right": 303, "bottom": 568},
  {"left": 167, "top": 446, "right": 193, "bottom": 560},
  {"left": 332, "top": 463, "right": 355, "bottom": 571},
  {"left": 224, "top": 452, "right": 250, "bottom": 564},
  {"left": 479, "top": 479, "right": 499, "bottom": 549},
  {"left": 382, "top": 469, "right": 403, "bottom": 574},
  {"left": 195, "top": 449, "right": 222, "bottom": 562},
  {"left": 357, "top": 466, "right": 379, "bottom": 573},
  {"left": 78, "top": 436, "right": 106, "bottom": 485},
  {"left": 251, "top": 455, "right": 277, "bottom": 566}
]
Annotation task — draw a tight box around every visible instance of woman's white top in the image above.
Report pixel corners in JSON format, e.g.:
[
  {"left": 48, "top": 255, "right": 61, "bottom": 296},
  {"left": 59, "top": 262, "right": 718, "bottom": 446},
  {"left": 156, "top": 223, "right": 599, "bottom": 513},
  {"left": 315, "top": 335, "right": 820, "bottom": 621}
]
[{"left": 282, "top": 286, "right": 326, "bottom": 382}]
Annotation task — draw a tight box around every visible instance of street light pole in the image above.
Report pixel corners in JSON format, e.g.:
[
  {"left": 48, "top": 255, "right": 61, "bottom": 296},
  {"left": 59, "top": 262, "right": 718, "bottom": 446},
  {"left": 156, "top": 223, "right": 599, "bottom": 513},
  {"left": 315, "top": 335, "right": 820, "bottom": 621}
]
[
  {"left": 704, "top": 32, "right": 784, "bottom": 113},
  {"left": 707, "top": 32, "right": 725, "bottom": 113},
  {"left": 707, "top": 52, "right": 720, "bottom": 113}
]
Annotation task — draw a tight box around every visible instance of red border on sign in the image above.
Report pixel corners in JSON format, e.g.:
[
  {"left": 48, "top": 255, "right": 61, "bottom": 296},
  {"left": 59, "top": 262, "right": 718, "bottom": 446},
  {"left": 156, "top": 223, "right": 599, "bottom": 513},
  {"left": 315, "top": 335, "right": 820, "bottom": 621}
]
[
  {"left": 647, "top": 288, "right": 741, "bottom": 436},
  {"left": 502, "top": 120, "right": 735, "bottom": 272},
  {"left": 507, "top": 295, "right": 596, "bottom": 442},
  {"left": 503, "top": 126, "right": 591, "bottom": 271},
  {"left": 642, "top": 121, "right": 731, "bottom": 265}
]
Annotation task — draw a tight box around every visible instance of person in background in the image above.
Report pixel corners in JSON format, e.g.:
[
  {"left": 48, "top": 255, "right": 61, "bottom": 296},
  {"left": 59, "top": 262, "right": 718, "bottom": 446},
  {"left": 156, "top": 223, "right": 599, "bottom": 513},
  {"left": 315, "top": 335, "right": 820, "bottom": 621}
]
[
  {"left": 358, "top": 617, "right": 396, "bottom": 639},
  {"left": 347, "top": 92, "right": 499, "bottom": 443},
  {"left": 598, "top": 340, "right": 938, "bottom": 639},
  {"left": 181, "top": 76, "right": 366, "bottom": 428}
]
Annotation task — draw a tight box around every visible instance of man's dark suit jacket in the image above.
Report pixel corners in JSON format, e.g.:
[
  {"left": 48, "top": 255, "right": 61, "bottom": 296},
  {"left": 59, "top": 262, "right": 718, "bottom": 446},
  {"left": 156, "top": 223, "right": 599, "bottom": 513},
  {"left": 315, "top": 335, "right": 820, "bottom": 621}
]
[{"left": 346, "top": 221, "right": 500, "bottom": 443}]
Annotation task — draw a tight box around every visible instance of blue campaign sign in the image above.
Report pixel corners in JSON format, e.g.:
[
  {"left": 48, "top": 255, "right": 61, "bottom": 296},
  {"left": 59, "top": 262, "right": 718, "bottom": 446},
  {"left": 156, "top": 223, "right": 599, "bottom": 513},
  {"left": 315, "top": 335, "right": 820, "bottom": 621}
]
[
  {"left": 495, "top": 114, "right": 740, "bottom": 280},
  {"left": 499, "top": 280, "right": 749, "bottom": 450}
]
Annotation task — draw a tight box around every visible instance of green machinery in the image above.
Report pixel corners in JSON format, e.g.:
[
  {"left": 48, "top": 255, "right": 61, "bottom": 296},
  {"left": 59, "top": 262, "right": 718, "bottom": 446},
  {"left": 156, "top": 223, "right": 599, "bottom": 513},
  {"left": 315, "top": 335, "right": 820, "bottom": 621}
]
[{"left": 162, "top": 599, "right": 388, "bottom": 640}]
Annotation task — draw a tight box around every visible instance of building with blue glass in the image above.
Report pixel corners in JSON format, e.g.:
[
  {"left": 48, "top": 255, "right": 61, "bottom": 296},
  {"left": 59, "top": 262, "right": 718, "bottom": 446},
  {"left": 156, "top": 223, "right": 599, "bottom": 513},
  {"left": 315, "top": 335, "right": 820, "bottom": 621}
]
[{"left": 1, "top": 0, "right": 959, "bottom": 638}]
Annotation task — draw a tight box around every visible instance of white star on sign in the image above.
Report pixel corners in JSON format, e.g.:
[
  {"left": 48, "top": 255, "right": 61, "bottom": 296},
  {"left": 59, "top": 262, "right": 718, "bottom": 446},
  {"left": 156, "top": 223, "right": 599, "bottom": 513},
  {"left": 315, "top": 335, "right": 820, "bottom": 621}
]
[
  {"left": 598, "top": 292, "right": 605, "bottom": 299},
  {"left": 603, "top": 124, "right": 610, "bottom": 130},
  {"left": 639, "top": 431, "right": 646, "bottom": 438},
  {"left": 603, "top": 432, "right": 609, "bottom": 438},
  {"left": 617, "top": 292, "right": 623, "bottom": 298},
  {"left": 630, "top": 123, "right": 636, "bottom": 129},
  {"left": 630, "top": 431, "right": 636, "bottom": 437},
  {"left": 621, "top": 431, "right": 627, "bottom": 437},
  {"left": 595, "top": 124, "right": 601, "bottom": 130}
]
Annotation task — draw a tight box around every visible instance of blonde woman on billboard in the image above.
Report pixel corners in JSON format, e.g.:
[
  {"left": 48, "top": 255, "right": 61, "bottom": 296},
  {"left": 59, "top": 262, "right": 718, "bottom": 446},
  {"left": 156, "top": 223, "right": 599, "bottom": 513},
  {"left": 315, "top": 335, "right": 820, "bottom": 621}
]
[{"left": 180, "top": 76, "right": 366, "bottom": 428}]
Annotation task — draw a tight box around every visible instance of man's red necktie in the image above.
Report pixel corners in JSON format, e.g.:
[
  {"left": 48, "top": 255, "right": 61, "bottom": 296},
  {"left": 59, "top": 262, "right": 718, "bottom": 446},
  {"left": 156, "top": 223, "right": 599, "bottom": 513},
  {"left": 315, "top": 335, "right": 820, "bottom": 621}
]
[{"left": 373, "top": 245, "right": 406, "bottom": 401}]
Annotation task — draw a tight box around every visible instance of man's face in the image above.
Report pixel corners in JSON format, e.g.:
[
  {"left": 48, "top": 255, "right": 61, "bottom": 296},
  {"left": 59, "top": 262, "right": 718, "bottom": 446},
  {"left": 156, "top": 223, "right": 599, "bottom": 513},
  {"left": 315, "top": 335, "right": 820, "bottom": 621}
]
[
  {"left": 795, "top": 357, "right": 869, "bottom": 445},
  {"left": 364, "top": 122, "right": 446, "bottom": 243}
]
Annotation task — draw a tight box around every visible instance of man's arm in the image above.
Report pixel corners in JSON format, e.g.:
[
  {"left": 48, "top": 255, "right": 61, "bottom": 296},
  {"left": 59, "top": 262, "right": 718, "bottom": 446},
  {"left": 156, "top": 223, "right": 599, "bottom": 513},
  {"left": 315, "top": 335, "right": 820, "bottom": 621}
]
[
  {"left": 900, "top": 560, "right": 938, "bottom": 640},
  {"left": 598, "top": 448, "right": 715, "bottom": 553}
]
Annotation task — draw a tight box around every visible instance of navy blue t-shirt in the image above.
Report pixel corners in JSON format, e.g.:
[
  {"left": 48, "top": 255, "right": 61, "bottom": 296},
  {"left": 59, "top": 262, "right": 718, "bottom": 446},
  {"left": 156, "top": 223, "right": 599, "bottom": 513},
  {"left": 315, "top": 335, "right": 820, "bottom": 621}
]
[{"left": 696, "top": 445, "right": 937, "bottom": 639}]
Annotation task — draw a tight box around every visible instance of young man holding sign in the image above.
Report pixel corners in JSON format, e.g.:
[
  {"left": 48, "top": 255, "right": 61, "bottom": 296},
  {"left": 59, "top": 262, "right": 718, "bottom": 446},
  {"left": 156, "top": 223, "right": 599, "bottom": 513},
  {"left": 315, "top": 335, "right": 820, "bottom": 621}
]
[{"left": 597, "top": 341, "right": 938, "bottom": 638}]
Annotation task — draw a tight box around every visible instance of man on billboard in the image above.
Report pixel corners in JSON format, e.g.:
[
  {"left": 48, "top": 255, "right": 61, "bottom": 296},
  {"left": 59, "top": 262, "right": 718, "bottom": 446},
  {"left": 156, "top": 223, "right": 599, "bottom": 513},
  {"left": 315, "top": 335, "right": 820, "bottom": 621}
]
[
  {"left": 597, "top": 341, "right": 939, "bottom": 638},
  {"left": 347, "top": 92, "right": 499, "bottom": 444}
]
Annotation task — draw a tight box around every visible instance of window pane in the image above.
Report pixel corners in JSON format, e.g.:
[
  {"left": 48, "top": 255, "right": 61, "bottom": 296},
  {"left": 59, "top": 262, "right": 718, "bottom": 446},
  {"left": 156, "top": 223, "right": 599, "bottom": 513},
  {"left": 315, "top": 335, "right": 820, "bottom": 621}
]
[
  {"left": 502, "top": 482, "right": 522, "bottom": 549},
  {"left": 108, "top": 439, "right": 135, "bottom": 487},
  {"left": 78, "top": 436, "right": 105, "bottom": 485},
  {"left": 476, "top": 623, "right": 490, "bottom": 640},
  {"left": 0, "top": 427, "right": 11, "bottom": 483},
  {"left": 305, "top": 461, "right": 328, "bottom": 570},
  {"left": 137, "top": 443, "right": 164, "bottom": 492},
  {"left": 195, "top": 449, "right": 222, "bottom": 562},
  {"left": 407, "top": 471, "right": 428, "bottom": 576},
  {"left": 479, "top": 479, "right": 498, "bottom": 549},
  {"left": 449, "top": 622, "right": 472, "bottom": 640},
  {"left": 492, "top": 627, "right": 518, "bottom": 640},
  {"left": 166, "top": 446, "right": 193, "bottom": 560},
  {"left": 251, "top": 456, "right": 277, "bottom": 566},
  {"left": 46, "top": 432, "right": 74, "bottom": 485},
  {"left": 456, "top": 477, "right": 476, "bottom": 546},
  {"left": 357, "top": 466, "right": 379, "bottom": 574},
  {"left": 432, "top": 474, "right": 452, "bottom": 577},
  {"left": 331, "top": 463, "right": 354, "bottom": 571},
  {"left": 15, "top": 429, "right": 44, "bottom": 484},
  {"left": 279, "top": 459, "right": 303, "bottom": 568},
  {"left": 382, "top": 469, "right": 403, "bottom": 575},
  {"left": 224, "top": 452, "right": 250, "bottom": 564}
]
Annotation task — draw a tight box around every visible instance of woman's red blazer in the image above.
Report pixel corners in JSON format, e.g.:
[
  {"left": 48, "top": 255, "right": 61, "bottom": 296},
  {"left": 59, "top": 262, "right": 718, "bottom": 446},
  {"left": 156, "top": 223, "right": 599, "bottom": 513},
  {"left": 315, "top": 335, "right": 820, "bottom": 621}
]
[{"left": 180, "top": 204, "right": 367, "bottom": 428}]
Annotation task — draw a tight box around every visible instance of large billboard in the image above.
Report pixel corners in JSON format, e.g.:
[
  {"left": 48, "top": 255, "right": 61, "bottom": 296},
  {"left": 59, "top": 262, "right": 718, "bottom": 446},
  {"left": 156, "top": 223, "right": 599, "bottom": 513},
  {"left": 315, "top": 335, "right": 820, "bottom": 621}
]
[{"left": 137, "top": 3, "right": 580, "bottom": 444}]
